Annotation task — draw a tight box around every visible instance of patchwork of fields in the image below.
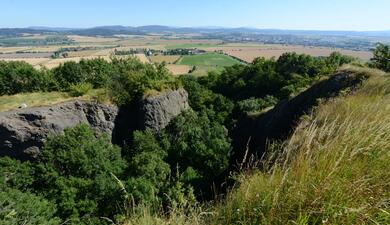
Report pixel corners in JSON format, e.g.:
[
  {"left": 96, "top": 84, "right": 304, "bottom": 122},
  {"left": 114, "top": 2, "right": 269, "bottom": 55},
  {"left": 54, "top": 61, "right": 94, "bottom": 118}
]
[{"left": 0, "top": 34, "right": 373, "bottom": 75}]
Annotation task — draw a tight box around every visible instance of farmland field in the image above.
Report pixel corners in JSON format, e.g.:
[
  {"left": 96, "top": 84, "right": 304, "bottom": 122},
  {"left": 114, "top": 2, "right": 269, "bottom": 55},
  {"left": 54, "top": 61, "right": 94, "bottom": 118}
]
[
  {"left": 204, "top": 44, "right": 373, "bottom": 62},
  {"left": 150, "top": 55, "right": 181, "bottom": 64},
  {"left": 165, "top": 64, "right": 192, "bottom": 75},
  {"left": 176, "top": 52, "right": 240, "bottom": 67},
  {"left": 0, "top": 34, "right": 375, "bottom": 76},
  {"left": 165, "top": 42, "right": 221, "bottom": 49}
]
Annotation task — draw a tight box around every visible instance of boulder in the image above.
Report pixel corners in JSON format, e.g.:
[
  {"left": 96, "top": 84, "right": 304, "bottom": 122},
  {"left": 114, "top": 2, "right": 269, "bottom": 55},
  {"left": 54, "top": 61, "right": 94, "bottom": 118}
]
[{"left": 0, "top": 101, "right": 118, "bottom": 160}]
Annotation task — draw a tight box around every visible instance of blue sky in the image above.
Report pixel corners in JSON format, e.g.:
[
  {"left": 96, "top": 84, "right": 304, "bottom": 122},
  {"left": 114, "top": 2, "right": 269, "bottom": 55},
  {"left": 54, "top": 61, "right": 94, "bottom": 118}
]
[{"left": 1, "top": 0, "right": 389, "bottom": 30}]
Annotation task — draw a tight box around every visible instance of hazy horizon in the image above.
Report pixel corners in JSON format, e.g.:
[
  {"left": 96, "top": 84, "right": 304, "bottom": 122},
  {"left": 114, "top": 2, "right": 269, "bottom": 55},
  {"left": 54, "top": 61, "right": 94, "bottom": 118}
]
[{"left": 1, "top": 0, "right": 389, "bottom": 31}]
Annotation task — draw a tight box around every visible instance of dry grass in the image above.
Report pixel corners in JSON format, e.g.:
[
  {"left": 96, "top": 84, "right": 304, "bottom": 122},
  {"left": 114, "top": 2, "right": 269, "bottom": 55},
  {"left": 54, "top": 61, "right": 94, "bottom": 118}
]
[
  {"left": 212, "top": 68, "right": 390, "bottom": 224},
  {"left": 123, "top": 205, "right": 210, "bottom": 225},
  {"left": 0, "top": 89, "right": 108, "bottom": 112},
  {"left": 166, "top": 64, "right": 191, "bottom": 75},
  {"left": 150, "top": 55, "right": 181, "bottom": 64}
]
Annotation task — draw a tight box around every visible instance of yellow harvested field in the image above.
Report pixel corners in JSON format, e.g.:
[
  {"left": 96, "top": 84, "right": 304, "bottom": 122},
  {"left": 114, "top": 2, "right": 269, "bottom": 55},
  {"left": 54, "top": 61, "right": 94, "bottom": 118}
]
[
  {"left": 39, "top": 56, "right": 111, "bottom": 69},
  {"left": 0, "top": 47, "right": 30, "bottom": 53},
  {"left": 68, "top": 35, "right": 120, "bottom": 43},
  {"left": 1, "top": 58, "right": 51, "bottom": 66},
  {"left": 150, "top": 55, "right": 181, "bottom": 64},
  {"left": 206, "top": 44, "right": 373, "bottom": 62},
  {"left": 134, "top": 53, "right": 150, "bottom": 63},
  {"left": 166, "top": 64, "right": 191, "bottom": 75},
  {"left": 66, "top": 50, "right": 102, "bottom": 57}
]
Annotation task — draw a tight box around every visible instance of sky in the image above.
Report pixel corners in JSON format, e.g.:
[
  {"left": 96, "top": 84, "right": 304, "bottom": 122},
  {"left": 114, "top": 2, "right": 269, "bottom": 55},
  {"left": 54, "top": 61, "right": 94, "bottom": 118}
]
[{"left": 1, "top": 0, "right": 389, "bottom": 31}]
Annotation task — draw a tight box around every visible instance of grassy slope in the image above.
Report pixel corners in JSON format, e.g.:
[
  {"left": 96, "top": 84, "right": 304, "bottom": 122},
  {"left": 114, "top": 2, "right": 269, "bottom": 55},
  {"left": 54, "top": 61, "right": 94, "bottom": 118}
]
[
  {"left": 213, "top": 67, "right": 390, "bottom": 224},
  {"left": 0, "top": 89, "right": 108, "bottom": 112},
  {"left": 124, "top": 67, "right": 390, "bottom": 224}
]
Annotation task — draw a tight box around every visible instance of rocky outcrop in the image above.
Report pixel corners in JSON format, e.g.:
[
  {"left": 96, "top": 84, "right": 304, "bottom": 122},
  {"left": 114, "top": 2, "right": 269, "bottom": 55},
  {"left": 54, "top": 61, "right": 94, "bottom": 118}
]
[
  {"left": 141, "top": 88, "right": 189, "bottom": 131},
  {"left": 0, "top": 88, "right": 189, "bottom": 160},
  {"left": 112, "top": 88, "right": 190, "bottom": 146},
  {"left": 0, "top": 101, "right": 118, "bottom": 160},
  {"left": 231, "top": 69, "right": 369, "bottom": 166}
]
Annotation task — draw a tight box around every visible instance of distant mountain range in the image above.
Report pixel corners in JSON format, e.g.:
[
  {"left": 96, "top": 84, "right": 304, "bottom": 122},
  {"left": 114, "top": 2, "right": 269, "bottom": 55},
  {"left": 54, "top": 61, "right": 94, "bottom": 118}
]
[{"left": 0, "top": 25, "right": 388, "bottom": 37}]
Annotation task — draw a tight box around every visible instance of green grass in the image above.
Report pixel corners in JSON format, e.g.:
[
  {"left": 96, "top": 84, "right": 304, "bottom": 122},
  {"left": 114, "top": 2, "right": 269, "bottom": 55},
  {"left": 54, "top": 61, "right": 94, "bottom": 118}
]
[
  {"left": 175, "top": 52, "right": 242, "bottom": 76},
  {"left": 177, "top": 53, "right": 241, "bottom": 67},
  {"left": 0, "top": 89, "right": 109, "bottom": 112}
]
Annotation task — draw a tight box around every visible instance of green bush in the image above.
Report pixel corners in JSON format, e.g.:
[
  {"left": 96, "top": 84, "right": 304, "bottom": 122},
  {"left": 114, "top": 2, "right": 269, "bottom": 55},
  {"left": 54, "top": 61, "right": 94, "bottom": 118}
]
[
  {"left": 370, "top": 43, "right": 390, "bottom": 72},
  {"left": 162, "top": 110, "right": 232, "bottom": 195},
  {"left": 0, "top": 60, "right": 55, "bottom": 95},
  {"left": 237, "top": 95, "right": 278, "bottom": 113},
  {"left": 108, "top": 57, "right": 180, "bottom": 105},
  {"left": 34, "top": 124, "right": 126, "bottom": 222},
  {"left": 68, "top": 82, "right": 92, "bottom": 97},
  {"left": 0, "top": 188, "right": 60, "bottom": 225}
]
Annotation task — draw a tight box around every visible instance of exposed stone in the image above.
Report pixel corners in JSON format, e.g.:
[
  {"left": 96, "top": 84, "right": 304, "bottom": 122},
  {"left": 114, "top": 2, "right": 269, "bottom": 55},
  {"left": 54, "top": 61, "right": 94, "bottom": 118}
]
[
  {"left": 0, "top": 88, "right": 189, "bottom": 160},
  {"left": 112, "top": 88, "right": 190, "bottom": 146},
  {"left": 0, "top": 101, "right": 118, "bottom": 160},
  {"left": 140, "top": 88, "right": 189, "bottom": 131}
]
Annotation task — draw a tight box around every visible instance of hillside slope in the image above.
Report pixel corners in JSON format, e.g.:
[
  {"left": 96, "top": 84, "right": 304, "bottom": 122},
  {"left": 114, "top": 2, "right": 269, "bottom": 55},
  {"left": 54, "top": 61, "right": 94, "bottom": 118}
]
[
  {"left": 124, "top": 67, "right": 390, "bottom": 224},
  {"left": 213, "top": 67, "right": 390, "bottom": 224}
]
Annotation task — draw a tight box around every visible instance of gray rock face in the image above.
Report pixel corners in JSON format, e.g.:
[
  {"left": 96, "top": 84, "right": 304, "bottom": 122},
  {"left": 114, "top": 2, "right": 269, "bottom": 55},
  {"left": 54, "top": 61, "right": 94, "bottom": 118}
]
[
  {"left": 0, "top": 88, "right": 189, "bottom": 160},
  {"left": 0, "top": 101, "right": 118, "bottom": 160},
  {"left": 140, "top": 88, "right": 189, "bottom": 131}
]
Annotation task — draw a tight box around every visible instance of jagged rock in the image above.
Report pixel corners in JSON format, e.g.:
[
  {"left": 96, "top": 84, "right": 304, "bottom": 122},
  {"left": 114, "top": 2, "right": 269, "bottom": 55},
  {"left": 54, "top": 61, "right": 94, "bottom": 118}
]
[
  {"left": 141, "top": 88, "right": 189, "bottom": 131},
  {"left": 0, "top": 88, "right": 189, "bottom": 160},
  {"left": 0, "top": 101, "right": 118, "bottom": 160},
  {"left": 231, "top": 69, "right": 369, "bottom": 166},
  {"left": 112, "top": 88, "right": 190, "bottom": 146}
]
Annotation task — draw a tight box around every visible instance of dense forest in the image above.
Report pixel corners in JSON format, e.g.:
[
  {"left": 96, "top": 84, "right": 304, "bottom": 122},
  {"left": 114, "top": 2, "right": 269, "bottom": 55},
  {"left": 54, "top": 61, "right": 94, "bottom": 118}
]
[{"left": 0, "top": 44, "right": 389, "bottom": 224}]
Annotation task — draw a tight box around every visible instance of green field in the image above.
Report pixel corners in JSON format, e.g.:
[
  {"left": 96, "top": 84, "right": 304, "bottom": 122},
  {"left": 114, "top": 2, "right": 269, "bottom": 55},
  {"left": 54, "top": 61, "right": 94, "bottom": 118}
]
[{"left": 176, "top": 52, "right": 241, "bottom": 67}]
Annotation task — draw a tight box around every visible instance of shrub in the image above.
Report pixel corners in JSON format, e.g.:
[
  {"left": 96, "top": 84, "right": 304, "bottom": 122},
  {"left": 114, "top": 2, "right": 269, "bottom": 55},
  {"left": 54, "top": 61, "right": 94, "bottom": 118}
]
[
  {"left": 163, "top": 110, "right": 232, "bottom": 195},
  {"left": 237, "top": 95, "right": 278, "bottom": 113},
  {"left": 68, "top": 82, "right": 92, "bottom": 97},
  {"left": 52, "top": 61, "right": 85, "bottom": 91},
  {"left": 34, "top": 124, "right": 126, "bottom": 222},
  {"left": 370, "top": 43, "right": 390, "bottom": 72},
  {"left": 108, "top": 57, "right": 180, "bottom": 105},
  {"left": 0, "top": 60, "right": 55, "bottom": 95},
  {"left": 0, "top": 188, "right": 60, "bottom": 225}
]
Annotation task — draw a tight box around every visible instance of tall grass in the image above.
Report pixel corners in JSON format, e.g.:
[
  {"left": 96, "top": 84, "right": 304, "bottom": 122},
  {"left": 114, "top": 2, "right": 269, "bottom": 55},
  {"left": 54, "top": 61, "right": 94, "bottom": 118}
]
[{"left": 212, "top": 69, "right": 390, "bottom": 224}]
